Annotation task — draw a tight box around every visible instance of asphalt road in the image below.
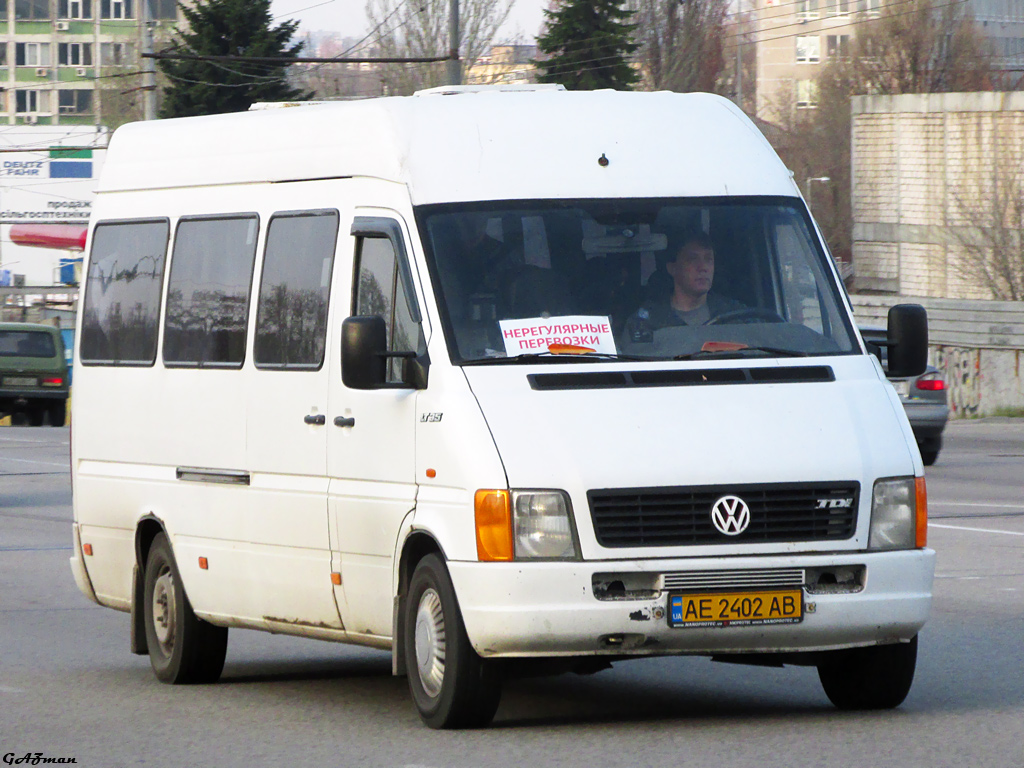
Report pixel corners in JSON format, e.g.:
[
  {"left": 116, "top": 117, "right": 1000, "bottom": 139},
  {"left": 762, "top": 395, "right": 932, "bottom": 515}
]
[{"left": 1, "top": 421, "right": 1023, "bottom": 768}]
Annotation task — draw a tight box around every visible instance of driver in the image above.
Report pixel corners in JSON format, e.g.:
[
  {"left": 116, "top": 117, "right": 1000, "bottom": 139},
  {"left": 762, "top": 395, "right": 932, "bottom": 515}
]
[{"left": 639, "top": 232, "right": 742, "bottom": 331}]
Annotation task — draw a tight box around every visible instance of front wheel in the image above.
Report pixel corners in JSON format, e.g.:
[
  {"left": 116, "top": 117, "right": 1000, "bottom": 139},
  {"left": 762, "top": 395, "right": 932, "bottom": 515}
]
[
  {"left": 143, "top": 532, "right": 228, "bottom": 684},
  {"left": 403, "top": 553, "right": 502, "bottom": 729},
  {"left": 817, "top": 636, "right": 917, "bottom": 710}
]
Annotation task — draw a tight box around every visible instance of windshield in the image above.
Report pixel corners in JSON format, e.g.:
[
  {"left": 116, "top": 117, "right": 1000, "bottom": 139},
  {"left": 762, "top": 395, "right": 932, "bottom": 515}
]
[{"left": 417, "top": 198, "right": 858, "bottom": 364}]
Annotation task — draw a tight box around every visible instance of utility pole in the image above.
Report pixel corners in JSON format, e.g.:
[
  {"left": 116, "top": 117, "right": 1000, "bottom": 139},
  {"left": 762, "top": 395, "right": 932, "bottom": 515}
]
[
  {"left": 735, "top": 0, "right": 743, "bottom": 110},
  {"left": 142, "top": 0, "right": 157, "bottom": 120},
  {"left": 446, "top": 0, "right": 461, "bottom": 86}
]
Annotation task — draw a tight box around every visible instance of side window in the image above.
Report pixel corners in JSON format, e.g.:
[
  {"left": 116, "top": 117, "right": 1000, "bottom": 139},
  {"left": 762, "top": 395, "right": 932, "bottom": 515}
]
[
  {"left": 163, "top": 215, "right": 259, "bottom": 368},
  {"left": 254, "top": 210, "right": 339, "bottom": 368},
  {"left": 80, "top": 219, "right": 169, "bottom": 365},
  {"left": 354, "top": 235, "right": 419, "bottom": 383},
  {"left": 775, "top": 221, "right": 824, "bottom": 331}
]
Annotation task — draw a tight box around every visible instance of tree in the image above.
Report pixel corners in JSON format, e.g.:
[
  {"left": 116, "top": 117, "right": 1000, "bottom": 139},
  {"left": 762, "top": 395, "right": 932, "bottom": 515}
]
[
  {"left": 631, "top": 0, "right": 728, "bottom": 93},
  {"left": 766, "top": 0, "right": 992, "bottom": 274},
  {"left": 158, "top": 0, "right": 307, "bottom": 118},
  {"left": 365, "top": 0, "right": 514, "bottom": 96},
  {"left": 535, "top": 0, "right": 640, "bottom": 90},
  {"left": 838, "top": 0, "right": 991, "bottom": 95},
  {"left": 950, "top": 152, "right": 1024, "bottom": 300}
]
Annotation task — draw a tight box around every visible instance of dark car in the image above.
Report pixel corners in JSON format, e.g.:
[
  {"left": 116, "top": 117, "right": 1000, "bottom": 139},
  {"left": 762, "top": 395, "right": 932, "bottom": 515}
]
[
  {"left": 861, "top": 327, "right": 948, "bottom": 465},
  {"left": 0, "top": 322, "right": 70, "bottom": 426}
]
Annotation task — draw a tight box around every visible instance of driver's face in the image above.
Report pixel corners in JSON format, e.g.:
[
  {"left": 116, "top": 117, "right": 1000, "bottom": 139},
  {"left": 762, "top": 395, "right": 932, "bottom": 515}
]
[{"left": 668, "top": 241, "right": 715, "bottom": 299}]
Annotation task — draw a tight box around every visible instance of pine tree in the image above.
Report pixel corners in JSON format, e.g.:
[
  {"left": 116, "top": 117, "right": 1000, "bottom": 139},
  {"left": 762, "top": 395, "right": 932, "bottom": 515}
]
[
  {"left": 535, "top": 0, "right": 640, "bottom": 91},
  {"left": 158, "top": 0, "right": 307, "bottom": 118}
]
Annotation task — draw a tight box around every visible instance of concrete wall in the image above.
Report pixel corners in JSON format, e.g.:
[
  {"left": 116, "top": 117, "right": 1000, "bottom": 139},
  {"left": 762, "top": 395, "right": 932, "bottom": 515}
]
[
  {"left": 851, "top": 294, "right": 1024, "bottom": 417},
  {"left": 851, "top": 92, "right": 1024, "bottom": 298}
]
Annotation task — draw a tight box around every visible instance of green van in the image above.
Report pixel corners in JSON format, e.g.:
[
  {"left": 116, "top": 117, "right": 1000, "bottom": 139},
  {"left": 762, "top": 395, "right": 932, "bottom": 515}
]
[{"left": 0, "top": 322, "right": 69, "bottom": 426}]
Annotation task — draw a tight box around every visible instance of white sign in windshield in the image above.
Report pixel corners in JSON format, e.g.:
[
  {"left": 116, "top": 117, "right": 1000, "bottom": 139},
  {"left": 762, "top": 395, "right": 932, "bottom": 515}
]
[{"left": 499, "top": 315, "right": 617, "bottom": 356}]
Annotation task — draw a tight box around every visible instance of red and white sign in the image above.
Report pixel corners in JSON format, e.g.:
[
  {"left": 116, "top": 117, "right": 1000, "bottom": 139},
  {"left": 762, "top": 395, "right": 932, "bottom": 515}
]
[{"left": 499, "top": 315, "right": 617, "bottom": 355}]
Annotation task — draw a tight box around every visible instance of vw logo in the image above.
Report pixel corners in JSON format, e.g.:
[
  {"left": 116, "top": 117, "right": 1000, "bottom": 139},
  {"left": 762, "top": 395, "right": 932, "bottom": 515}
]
[{"left": 711, "top": 495, "right": 751, "bottom": 536}]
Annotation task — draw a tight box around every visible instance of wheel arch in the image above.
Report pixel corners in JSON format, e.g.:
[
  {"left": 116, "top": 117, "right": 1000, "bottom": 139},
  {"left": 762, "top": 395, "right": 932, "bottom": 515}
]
[
  {"left": 392, "top": 530, "right": 446, "bottom": 676},
  {"left": 130, "top": 514, "right": 167, "bottom": 655}
]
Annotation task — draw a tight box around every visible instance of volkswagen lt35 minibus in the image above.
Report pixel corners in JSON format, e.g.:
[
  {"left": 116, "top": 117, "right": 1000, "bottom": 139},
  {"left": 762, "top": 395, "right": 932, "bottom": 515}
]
[{"left": 70, "top": 86, "right": 934, "bottom": 728}]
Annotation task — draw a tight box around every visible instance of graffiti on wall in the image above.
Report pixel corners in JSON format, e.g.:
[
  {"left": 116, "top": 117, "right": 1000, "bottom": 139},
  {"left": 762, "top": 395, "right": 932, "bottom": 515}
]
[{"left": 934, "top": 346, "right": 981, "bottom": 416}]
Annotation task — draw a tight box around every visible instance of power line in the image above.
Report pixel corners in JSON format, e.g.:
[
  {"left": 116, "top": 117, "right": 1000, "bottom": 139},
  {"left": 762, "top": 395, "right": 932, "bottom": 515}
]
[{"left": 143, "top": 52, "right": 451, "bottom": 64}]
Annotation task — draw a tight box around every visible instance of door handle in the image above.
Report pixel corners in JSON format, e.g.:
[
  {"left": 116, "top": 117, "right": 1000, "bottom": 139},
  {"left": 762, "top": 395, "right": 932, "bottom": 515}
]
[
  {"left": 333, "top": 416, "right": 355, "bottom": 428},
  {"left": 304, "top": 414, "right": 326, "bottom": 426}
]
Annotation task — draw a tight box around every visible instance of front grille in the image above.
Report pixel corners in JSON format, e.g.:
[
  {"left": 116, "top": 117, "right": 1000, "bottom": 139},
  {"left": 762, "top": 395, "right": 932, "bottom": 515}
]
[
  {"left": 588, "top": 482, "right": 859, "bottom": 548},
  {"left": 662, "top": 567, "right": 806, "bottom": 591}
]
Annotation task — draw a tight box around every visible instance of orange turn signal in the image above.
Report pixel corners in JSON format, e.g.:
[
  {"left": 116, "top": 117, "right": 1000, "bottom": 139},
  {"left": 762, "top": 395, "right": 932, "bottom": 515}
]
[
  {"left": 83, "top": 543, "right": 93, "bottom": 556},
  {"left": 331, "top": 572, "right": 342, "bottom": 585},
  {"left": 915, "top": 476, "right": 928, "bottom": 548},
  {"left": 198, "top": 557, "right": 209, "bottom": 570},
  {"left": 474, "top": 489, "right": 513, "bottom": 561}
]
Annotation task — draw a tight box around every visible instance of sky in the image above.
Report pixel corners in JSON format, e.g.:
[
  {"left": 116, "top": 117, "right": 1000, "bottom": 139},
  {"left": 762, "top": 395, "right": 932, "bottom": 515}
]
[{"left": 270, "top": 0, "right": 547, "bottom": 44}]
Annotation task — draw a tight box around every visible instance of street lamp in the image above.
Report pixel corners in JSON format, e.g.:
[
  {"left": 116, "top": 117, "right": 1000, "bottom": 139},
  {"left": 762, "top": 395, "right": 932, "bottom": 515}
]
[{"left": 806, "top": 176, "right": 831, "bottom": 213}]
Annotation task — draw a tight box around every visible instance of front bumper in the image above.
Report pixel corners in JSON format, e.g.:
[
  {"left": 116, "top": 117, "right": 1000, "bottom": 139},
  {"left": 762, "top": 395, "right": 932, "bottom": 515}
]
[{"left": 449, "top": 549, "right": 935, "bottom": 658}]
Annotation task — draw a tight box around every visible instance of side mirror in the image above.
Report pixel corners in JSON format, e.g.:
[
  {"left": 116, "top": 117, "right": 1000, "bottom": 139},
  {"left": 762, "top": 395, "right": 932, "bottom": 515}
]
[
  {"left": 887, "top": 304, "right": 928, "bottom": 378},
  {"left": 341, "top": 316, "right": 387, "bottom": 390}
]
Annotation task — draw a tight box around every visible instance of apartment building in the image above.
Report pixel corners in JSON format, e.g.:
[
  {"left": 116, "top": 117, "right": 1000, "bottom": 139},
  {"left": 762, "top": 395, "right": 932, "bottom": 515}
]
[
  {"left": 465, "top": 44, "right": 538, "bottom": 85},
  {"left": 756, "top": 0, "right": 1024, "bottom": 121},
  {"left": 1, "top": 0, "right": 181, "bottom": 126}
]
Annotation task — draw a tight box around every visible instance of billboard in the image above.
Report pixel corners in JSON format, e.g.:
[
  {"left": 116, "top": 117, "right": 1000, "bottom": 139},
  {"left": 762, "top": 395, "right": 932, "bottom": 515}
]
[{"left": 0, "top": 129, "right": 107, "bottom": 226}]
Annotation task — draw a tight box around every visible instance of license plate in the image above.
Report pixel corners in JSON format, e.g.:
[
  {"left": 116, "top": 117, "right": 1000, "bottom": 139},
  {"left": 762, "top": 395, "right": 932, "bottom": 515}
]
[
  {"left": 669, "top": 589, "right": 803, "bottom": 628},
  {"left": 3, "top": 376, "right": 36, "bottom": 387},
  {"left": 892, "top": 380, "right": 910, "bottom": 398}
]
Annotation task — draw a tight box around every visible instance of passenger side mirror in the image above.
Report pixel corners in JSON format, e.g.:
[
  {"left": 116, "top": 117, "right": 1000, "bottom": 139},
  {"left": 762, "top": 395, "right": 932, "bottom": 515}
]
[
  {"left": 341, "top": 316, "right": 388, "bottom": 390},
  {"left": 886, "top": 304, "right": 928, "bottom": 378}
]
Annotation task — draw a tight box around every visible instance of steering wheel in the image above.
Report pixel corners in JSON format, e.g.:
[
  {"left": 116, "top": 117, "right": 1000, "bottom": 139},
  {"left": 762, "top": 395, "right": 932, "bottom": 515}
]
[{"left": 705, "top": 308, "right": 786, "bottom": 325}]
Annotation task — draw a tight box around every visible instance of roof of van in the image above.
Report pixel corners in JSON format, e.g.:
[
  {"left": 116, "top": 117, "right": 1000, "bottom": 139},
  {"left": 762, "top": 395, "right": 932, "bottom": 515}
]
[{"left": 98, "top": 88, "right": 799, "bottom": 204}]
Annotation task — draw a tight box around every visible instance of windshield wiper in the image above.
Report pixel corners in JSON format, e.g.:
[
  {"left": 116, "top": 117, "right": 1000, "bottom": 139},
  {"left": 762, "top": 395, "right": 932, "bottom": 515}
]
[
  {"left": 462, "top": 351, "right": 650, "bottom": 366},
  {"left": 673, "top": 345, "right": 809, "bottom": 361}
]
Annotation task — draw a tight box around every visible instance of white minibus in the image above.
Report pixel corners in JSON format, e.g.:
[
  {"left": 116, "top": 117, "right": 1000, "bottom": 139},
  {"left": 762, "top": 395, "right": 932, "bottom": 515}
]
[{"left": 70, "top": 86, "right": 935, "bottom": 729}]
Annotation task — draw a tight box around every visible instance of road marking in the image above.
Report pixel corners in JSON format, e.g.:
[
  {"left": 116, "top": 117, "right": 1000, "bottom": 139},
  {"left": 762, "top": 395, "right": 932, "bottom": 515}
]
[
  {"left": 930, "top": 523, "right": 1024, "bottom": 537},
  {"left": 931, "top": 501, "right": 1024, "bottom": 511},
  {"left": 0, "top": 685, "right": 24, "bottom": 693},
  {"left": 0, "top": 456, "right": 68, "bottom": 468}
]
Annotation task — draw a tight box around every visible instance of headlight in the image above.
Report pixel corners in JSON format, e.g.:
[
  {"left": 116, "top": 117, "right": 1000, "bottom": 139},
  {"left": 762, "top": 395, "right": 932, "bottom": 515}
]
[
  {"left": 869, "top": 477, "right": 927, "bottom": 550},
  {"left": 512, "top": 490, "right": 578, "bottom": 560},
  {"left": 474, "top": 489, "right": 580, "bottom": 561}
]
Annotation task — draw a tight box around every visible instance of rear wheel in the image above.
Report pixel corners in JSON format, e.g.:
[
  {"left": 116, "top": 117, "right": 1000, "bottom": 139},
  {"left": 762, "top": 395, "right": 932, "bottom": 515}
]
[
  {"left": 918, "top": 436, "right": 941, "bottom": 466},
  {"left": 404, "top": 553, "right": 501, "bottom": 729},
  {"left": 143, "top": 532, "right": 228, "bottom": 684},
  {"left": 47, "top": 400, "right": 66, "bottom": 427},
  {"left": 27, "top": 404, "right": 45, "bottom": 426},
  {"left": 818, "top": 636, "right": 917, "bottom": 710}
]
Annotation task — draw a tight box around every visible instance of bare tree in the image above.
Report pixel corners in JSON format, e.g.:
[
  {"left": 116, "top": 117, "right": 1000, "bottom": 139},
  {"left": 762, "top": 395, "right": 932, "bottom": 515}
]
[
  {"left": 365, "top": 0, "right": 514, "bottom": 95},
  {"left": 764, "top": 0, "right": 992, "bottom": 277},
  {"left": 631, "top": 0, "right": 729, "bottom": 93},
  {"left": 843, "top": 0, "right": 991, "bottom": 95},
  {"left": 950, "top": 153, "right": 1024, "bottom": 300}
]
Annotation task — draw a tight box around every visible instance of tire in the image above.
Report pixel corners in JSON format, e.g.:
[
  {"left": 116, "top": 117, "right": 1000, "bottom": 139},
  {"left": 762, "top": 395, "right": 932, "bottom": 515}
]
[
  {"left": 403, "top": 553, "right": 502, "bottom": 729},
  {"left": 143, "top": 532, "right": 228, "bottom": 684},
  {"left": 27, "top": 404, "right": 45, "bottom": 427},
  {"left": 818, "top": 636, "right": 917, "bottom": 710},
  {"left": 47, "top": 400, "right": 66, "bottom": 427},
  {"left": 918, "top": 436, "right": 941, "bottom": 466}
]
